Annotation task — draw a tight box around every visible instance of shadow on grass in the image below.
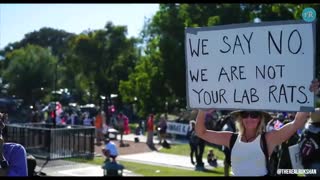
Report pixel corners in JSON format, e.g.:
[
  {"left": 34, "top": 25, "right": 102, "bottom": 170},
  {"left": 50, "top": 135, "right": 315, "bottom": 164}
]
[
  {"left": 147, "top": 143, "right": 159, "bottom": 151},
  {"left": 198, "top": 168, "right": 224, "bottom": 175}
]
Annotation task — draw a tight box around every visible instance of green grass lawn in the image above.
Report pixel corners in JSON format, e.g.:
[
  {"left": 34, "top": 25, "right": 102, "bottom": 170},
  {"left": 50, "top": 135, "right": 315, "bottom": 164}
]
[
  {"left": 68, "top": 156, "right": 225, "bottom": 176},
  {"left": 119, "top": 161, "right": 225, "bottom": 176},
  {"left": 159, "top": 143, "right": 225, "bottom": 161},
  {"left": 67, "top": 137, "right": 226, "bottom": 176}
]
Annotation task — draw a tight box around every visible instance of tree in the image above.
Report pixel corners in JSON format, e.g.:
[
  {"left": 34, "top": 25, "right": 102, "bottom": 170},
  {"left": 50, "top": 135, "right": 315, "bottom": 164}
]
[
  {"left": 0, "top": 27, "right": 75, "bottom": 104},
  {"left": 2, "top": 45, "right": 57, "bottom": 105},
  {"left": 134, "top": 3, "right": 252, "bottom": 115},
  {"left": 119, "top": 37, "right": 165, "bottom": 117},
  {"left": 67, "top": 22, "right": 139, "bottom": 105},
  {"left": 129, "top": 3, "right": 320, "bottom": 117},
  {"left": 1, "top": 27, "right": 75, "bottom": 59}
]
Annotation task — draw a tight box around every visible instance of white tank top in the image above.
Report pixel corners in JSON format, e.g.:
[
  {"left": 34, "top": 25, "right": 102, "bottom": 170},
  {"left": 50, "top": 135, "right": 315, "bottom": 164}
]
[{"left": 230, "top": 134, "right": 267, "bottom": 176}]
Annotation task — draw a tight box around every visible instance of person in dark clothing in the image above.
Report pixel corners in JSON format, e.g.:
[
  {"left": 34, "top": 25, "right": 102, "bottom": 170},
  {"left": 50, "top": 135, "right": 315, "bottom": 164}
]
[
  {"left": 299, "top": 108, "right": 320, "bottom": 176},
  {"left": 187, "top": 120, "right": 206, "bottom": 170},
  {"left": 207, "top": 149, "right": 218, "bottom": 167},
  {"left": 195, "top": 138, "right": 206, "bottom": 170},
  {"left": 274, "top": 118, "right": 299, "bottom": 176},
  {"left": 219, "top": 115, "right": 236, "bottom": 176},
  {"left": 158, "top": 114, "right": 168, "bottom": 147},
  {"left": 187, "top": 120, "right": 197, "bottom": 165},
  {"left": 26, "top": 155, "right": 37, "bottom": 177}
]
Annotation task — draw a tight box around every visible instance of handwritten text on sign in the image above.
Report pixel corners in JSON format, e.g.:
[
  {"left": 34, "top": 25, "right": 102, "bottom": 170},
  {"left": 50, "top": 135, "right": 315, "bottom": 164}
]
[{"left": 185, "top": 21, "right": 315, "bottom": 112}]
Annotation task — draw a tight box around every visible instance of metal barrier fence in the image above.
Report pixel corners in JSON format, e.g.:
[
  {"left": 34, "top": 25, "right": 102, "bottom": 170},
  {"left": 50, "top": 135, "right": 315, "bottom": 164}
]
[{"left": 5, "top": 123, "right": 95, "bottom": 160}]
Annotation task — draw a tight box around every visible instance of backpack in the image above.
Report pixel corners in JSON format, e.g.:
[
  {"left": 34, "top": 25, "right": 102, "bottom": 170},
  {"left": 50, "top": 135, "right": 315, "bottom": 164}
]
[
  {"left": 229, "top": 132, "right": 270, "bottom": 175},
  {"left": 299, "top": 129, "right": 320, "bottom": 167}
]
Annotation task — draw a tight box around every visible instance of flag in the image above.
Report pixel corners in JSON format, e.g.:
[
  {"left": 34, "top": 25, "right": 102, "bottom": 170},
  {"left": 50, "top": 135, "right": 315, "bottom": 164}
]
[{"left": 274, "top": 120, "right": 283, "bottom": 130}]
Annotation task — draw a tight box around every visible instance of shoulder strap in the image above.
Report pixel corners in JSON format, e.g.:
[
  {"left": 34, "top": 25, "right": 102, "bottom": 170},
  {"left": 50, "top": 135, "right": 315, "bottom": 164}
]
[
  {"left": 261, "top": 132, "right": 270, "bottom": 175},
  {"left": 229, "top": 133, "right": 238, "bottom": 151}
]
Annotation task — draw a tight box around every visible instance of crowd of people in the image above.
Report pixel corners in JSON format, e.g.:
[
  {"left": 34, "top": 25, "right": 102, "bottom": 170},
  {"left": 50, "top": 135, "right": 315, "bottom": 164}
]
[
  {"left": 2, "top": 80, "right": 320, "bottom": 176},
  {"left": 3, "top": 105, "right": 320, "bottom": 176}
]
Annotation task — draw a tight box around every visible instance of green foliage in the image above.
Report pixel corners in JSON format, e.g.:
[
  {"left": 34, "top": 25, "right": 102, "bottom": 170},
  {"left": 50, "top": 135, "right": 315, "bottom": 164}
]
[
  {"left": 129, "top": 123, "right": 138, "bottom": 132},
  {"left": 132, "top": 3, "right": 320, "bottom": 116},
  {"left": 68, "top": 22, "right": 139, "bottom": 104},
  {"left": 119, "top": 51, "right": 163, "bottom": 117},
  {"left": 207, "top": 16, "right": 220, "bottom": 26},
  {"left": 1, "top": 3, "right": 320, "bottom": 114},
  {"left": 3, "top": 44, "right": 57, "bottom": 105},
  {"left": 128, "top": 3, "right": 253, "bottom": 116},
  {"left": 316, "top": 98, "right": 320, "bottom": 108},
  {"left": 1, "top": 27, "right": 75, "bottom": 58}
]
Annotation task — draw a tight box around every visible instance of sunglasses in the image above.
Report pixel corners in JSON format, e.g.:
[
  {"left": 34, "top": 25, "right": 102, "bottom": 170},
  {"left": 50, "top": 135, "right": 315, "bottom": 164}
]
[{"left": 240, "top": 111, "right": 261, "bottom": 119}]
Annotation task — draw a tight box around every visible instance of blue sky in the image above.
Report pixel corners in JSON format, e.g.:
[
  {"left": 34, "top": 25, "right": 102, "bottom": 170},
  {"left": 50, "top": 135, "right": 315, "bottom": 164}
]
[{"left": 0, "top": 3, "right": 159, "bottom": 49}]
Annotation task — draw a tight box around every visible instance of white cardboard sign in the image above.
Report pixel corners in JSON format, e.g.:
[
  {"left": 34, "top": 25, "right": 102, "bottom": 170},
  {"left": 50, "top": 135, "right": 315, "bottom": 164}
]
[
  {"left": 289, "top": 143, "right": 303, "bottom": 169},
  {"left": 185, "top": 20, "right": 315, "bottom": 112}
]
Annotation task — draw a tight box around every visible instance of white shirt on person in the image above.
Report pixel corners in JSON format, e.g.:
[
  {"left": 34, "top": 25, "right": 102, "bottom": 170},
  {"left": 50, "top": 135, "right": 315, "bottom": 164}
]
[{"left": 230, "top": 134, "right": 267, "bottom": 176}]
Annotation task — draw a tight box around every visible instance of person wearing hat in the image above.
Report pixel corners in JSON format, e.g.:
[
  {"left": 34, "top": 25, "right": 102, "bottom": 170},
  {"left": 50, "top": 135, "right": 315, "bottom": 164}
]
[
  {"left": 195, "top": 79, "right": 319, "bottom": 176},
  {"left": 0, "top": 113, "right": 28, "bottom": 176},
  {"left": 299, "top": 108, "right": 320, "bottom": 176},
  {"left": 102, "top": 138, "right": 119, "bottom": 162},
  {"left": 101, "top": 138, "right": 124, "bottom": 176}
]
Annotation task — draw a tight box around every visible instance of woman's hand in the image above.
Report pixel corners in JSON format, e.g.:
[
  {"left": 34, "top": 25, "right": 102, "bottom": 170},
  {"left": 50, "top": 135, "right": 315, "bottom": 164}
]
[{"left": 309, "top": 79, "right": 320, "bottom": 93}]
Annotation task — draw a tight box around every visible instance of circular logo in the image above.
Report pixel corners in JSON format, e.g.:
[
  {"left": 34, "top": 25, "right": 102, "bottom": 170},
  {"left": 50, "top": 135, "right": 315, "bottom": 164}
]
[{"left": 302, "top": 7, "right": 316, "bottom": 22}]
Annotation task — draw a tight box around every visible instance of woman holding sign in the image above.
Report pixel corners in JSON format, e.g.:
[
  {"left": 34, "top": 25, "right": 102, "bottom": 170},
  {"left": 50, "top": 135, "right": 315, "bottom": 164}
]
[{"left": 195, "top": 79, "right": 319, "bottom": 176}]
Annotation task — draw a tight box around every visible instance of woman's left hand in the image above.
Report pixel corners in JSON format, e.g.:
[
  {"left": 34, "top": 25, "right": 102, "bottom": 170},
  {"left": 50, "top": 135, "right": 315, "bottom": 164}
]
[{"left": 309, "top": 79, "right": 320, "bottom": 93}]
